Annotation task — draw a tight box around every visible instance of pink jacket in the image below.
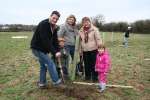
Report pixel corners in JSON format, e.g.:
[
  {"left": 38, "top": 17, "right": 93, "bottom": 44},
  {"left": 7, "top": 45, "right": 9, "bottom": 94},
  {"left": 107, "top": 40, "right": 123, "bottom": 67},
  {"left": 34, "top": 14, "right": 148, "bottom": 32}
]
[{"left": 95, "top": 50, "right": 111, "bottom": 73}]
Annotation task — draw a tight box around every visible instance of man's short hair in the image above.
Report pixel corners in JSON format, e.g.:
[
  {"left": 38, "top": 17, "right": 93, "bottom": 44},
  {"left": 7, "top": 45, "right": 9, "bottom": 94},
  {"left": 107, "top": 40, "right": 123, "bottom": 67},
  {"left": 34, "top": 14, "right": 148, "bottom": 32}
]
[{"left": 51, "top": 11, "right": 60, "bottom": 17}]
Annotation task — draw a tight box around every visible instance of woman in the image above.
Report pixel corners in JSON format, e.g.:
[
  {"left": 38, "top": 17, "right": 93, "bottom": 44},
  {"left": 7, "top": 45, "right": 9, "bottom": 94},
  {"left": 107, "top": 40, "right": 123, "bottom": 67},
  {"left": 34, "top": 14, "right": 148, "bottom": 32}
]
[
  {"left": 79, "top": 17, "right": 102, "bottom": 82},
  {"left": 57, "top": 15, "right": 78, "bottom": 78},
  {"left": 58, "top": 14, "right": 78, "bottom": 59}
]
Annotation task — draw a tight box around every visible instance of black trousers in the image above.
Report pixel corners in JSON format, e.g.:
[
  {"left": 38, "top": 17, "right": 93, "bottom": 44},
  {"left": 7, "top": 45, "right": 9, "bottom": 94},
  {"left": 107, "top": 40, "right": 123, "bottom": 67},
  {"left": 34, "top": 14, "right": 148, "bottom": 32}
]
[{"left": 83, "top": 50, "right": 98, "bottom": 81}]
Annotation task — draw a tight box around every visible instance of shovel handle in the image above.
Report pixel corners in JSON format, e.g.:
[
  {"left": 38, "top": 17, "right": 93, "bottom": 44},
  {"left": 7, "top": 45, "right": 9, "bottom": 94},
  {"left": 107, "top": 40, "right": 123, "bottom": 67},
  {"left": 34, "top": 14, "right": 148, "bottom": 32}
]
[{"left": 57, "top": 57, "right": 65, "bottom": 83}]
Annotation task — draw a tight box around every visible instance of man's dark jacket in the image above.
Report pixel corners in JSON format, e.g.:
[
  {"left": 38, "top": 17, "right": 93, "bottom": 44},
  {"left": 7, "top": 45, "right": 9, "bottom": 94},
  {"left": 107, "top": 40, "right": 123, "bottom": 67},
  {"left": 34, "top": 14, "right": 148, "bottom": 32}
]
[
  {"left": 125, "top": 30, "right": 130, "bottom": 38},
  {"left": 31, "top": 19, "right": 60, "bottom": 55}
]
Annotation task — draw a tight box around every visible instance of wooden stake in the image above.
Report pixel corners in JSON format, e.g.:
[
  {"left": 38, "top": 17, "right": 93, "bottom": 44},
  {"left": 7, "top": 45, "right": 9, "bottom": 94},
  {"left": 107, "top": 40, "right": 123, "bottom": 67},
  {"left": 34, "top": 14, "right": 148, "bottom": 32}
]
[
  {"left": 73, "top": 81, "right": 134, "bottom": 89},
  {"left": 144, "top": 58, "right": 150, "bottom": 61},
  {"left": 102, "top": 32, "right": 105, "bottom": 43},
  {"left": 111, "top": 32, "right": 114, "bottom": 42}
]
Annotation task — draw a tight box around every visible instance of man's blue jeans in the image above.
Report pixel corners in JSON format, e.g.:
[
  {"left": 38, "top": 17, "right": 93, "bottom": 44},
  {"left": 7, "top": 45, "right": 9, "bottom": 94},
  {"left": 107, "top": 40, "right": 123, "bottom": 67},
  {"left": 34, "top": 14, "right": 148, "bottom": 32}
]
[
  {"left": 124, "top": 37, "right": 128, "bottom": 48},
  {"left": 32, "top": 49, "right": 60, "bottom": 85}
]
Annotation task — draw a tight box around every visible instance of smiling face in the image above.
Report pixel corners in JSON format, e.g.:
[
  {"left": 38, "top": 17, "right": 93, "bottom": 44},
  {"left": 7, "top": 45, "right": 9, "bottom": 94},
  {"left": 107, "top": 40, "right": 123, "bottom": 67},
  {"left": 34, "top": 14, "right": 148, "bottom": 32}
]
[
  {"left": 49, "top": 14, "right": 59, "bottom": 25},
  {"left": 83, "top": 20, "right": 91, "bottom": 28},
  {"left": 82, "top": 17, "right": 91, "bottom": 29},
  {"left": 67, "top": 17, "right": 75, "bottom": 26}
]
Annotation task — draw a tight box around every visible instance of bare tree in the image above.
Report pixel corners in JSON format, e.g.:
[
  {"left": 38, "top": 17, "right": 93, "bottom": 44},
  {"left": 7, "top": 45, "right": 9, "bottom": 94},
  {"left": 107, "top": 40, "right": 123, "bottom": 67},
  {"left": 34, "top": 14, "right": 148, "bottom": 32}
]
[{"left": 91, "top": 14, "right": 105, "bottom": 29}]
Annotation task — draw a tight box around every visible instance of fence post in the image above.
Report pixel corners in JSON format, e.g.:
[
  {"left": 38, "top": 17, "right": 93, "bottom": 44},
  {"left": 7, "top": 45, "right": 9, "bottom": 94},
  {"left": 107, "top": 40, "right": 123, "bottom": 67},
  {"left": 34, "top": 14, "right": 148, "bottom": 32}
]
[
  {"left": 111, "top": 32, "right": 114, "bottom": 42},
  {"left": 102, "top": 32, "right": 105, "bottom": 43}
]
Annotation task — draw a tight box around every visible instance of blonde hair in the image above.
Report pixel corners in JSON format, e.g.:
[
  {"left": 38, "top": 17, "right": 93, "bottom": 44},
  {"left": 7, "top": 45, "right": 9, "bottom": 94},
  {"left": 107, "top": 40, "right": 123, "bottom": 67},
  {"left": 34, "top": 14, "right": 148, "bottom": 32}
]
[
  {"left": 81, "top": 17, "right": 91, "bottom": 24},
  {"left": 66, "top": 14, "right": 76, "bottom": 26}
]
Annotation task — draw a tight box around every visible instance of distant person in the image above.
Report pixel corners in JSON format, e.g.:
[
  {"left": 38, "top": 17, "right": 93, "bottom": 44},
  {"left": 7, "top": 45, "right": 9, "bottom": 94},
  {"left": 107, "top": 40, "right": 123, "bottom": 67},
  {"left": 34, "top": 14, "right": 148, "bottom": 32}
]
[
  {"left": 79, "top": 17, "right": 102, "bottom": 82},
  {"left": 31, "top": 11, "right": 62, "bottom": 88},
  {"left": 95, "top": 45, "right": 111, "bottom": 92},
  {"left": 57, "top": 14, "right": 78, "bottom": 59},
  {"left": 123, "top": 27, "right": 132, "bottom": 48}
]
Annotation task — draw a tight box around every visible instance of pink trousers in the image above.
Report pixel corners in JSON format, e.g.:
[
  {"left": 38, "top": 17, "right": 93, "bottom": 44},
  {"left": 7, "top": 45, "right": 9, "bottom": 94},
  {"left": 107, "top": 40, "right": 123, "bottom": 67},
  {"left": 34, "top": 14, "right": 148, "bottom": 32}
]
[{"left": 98, "top": 72, "right": 107, "bottom": 83}]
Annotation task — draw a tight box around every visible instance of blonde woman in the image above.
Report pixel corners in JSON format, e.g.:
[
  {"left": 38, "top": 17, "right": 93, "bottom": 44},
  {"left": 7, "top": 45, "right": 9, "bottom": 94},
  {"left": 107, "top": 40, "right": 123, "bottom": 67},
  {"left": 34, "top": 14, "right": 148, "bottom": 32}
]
[
  {"left": 58, "top": 15, "right": 78, "bottom": 59},
  {"left": 79, "top": 17, "right": 102, "bottom": 82},
  {"left": 57, "top": 15, "right": 78, "bottom": 78}
]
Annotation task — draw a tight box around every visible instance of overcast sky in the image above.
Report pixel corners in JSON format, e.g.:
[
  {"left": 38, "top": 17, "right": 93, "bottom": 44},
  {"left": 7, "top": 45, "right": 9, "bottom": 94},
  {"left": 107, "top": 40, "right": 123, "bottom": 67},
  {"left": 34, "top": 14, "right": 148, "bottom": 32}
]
[{"left": 0, "top": 0, "right": 150, "bottom": 25}]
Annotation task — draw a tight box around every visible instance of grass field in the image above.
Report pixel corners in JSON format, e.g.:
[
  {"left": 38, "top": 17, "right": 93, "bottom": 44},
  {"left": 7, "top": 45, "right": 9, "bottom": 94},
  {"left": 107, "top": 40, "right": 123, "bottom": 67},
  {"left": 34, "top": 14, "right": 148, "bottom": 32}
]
[{"left": 0, "top": 32, "right": 150, "bottom": 100}]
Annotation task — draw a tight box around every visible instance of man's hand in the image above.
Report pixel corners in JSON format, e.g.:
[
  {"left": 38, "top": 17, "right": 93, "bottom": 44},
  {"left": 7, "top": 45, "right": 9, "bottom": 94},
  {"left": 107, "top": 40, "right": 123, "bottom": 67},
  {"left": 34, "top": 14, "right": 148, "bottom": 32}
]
[{"left": 55, "top": 52, "right": 61, "bottom": 58}]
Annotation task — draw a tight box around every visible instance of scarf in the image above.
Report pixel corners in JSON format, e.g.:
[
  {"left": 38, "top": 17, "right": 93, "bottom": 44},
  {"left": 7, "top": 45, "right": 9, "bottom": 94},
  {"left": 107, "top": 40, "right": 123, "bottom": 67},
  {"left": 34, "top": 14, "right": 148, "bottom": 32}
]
[
  {"left": 65, "top": 23, "right": 76, "bottom": 32},
  {"left": 83, "top": 26, "right": 90, "bottom": 43}
]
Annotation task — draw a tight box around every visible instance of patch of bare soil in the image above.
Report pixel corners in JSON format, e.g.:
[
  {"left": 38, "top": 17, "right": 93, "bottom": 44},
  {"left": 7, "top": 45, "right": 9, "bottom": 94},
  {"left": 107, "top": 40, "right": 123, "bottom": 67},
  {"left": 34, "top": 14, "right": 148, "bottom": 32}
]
[{"left": 53, "top": 83, "right": 96, "bottom": 99}]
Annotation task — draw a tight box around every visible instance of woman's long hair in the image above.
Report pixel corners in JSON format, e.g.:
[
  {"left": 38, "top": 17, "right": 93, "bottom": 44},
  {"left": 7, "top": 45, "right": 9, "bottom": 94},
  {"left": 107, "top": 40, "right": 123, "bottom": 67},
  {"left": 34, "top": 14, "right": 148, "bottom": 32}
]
[{"left": 66, "top": 14, "right": 76, "bottom": 26}]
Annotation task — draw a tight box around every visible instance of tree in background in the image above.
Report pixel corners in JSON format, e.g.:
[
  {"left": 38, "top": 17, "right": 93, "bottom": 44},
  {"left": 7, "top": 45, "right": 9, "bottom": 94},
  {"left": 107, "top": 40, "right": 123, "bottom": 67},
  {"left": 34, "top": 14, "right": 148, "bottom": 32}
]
[
  {"left": 131, "top": 20, "right": 150, "bottom": 33},
  {"left": 91, "top": 14, "right": 105, "bottom": 30},
  {"left": 0, "top": 19, "right": 150, "bottom": 33}
]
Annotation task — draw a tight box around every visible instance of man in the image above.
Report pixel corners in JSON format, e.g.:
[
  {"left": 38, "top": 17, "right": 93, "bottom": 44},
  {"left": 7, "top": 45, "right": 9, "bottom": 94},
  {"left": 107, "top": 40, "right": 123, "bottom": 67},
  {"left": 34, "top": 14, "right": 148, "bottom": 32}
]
[
  {"left": 123, "top": 26, "right": 132, "bottom": 48},
  {"left": 31, "top": 11, "right": 62, "bottom": 88}
]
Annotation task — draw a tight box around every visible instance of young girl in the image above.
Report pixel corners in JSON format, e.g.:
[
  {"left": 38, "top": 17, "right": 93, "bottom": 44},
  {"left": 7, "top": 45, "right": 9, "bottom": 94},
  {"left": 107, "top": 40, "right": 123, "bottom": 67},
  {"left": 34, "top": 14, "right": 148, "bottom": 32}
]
[{"left": 95, "top": 45, "right": 111, "bottom": 92}]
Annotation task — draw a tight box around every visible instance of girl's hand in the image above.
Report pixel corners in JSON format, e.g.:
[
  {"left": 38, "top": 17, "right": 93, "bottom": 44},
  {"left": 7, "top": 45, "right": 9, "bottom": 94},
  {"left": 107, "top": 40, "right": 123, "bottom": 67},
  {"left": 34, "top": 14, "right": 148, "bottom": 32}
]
[
  {"left": 95, "top": 69, "right": 100, "bottom": 72},
  {"left": 104, "top": 72, "right": 108, "bottom": 75}
]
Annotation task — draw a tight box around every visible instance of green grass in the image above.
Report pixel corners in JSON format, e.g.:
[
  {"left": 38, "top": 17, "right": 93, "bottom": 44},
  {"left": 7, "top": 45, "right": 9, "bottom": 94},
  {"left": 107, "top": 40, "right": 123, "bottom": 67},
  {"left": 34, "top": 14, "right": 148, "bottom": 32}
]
[{"left": 0, "top": 32, "right": 150, "bottom": 100}]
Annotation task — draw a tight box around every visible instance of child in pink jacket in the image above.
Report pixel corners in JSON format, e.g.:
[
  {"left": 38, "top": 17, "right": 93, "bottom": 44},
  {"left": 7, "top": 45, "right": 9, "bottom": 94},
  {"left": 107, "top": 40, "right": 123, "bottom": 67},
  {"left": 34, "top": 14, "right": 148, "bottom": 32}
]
[{"left": 95, "top": 45, "right": 111, "bottom": 92}]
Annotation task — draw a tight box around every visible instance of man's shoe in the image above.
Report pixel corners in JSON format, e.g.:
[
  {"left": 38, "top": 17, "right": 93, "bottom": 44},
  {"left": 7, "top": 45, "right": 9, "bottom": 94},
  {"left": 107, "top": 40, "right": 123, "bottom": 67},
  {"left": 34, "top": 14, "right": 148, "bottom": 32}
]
[
  {"left": 53, "top": 79, "right": 62, "bottom": 85},
  {"left": 37, "top": 82, "right": 48, "bottom": 89},
  {"left": 57, "top": 83, "right": 66, "bottom": 88}
]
